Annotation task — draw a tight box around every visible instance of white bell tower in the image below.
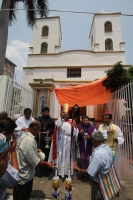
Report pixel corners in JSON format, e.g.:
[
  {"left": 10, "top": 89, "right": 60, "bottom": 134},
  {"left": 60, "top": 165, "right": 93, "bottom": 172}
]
[
  {"left": 29, "top": 16, "right": 62, "bottom": 54},
  {"left": 89, "top": 12, "right": 125, "bottom": 52}
]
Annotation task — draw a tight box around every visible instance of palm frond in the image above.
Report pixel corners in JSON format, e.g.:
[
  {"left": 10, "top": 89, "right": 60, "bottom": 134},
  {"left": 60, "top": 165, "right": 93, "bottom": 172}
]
[
  {"left": 36, "top": 0, "right": 49, "bottom": 17},
  {"left": 9, "top": 0, "right": 18, "bottom": 25},
  {"left": 23, "top": 0, "right": 36, "bottom": 27}
]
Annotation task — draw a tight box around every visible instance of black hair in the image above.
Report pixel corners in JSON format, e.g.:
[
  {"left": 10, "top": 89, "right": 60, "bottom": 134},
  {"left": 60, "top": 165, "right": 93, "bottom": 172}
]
[
  {"left": 0, "top": 111, "right": 8, "bottom": 120},
  {"left": 42, "top": 107, "right": 49, "bottom": 113},
  {"left": 82, "top": 116, "right": 89, "bottom": 120},
  {"left": 0, "top": 117, "right": 17, "bottom": 135},
  {"left": 103, "top": 113, "right": 112, "bottom": 120},
  {"left": 24, "top": 108, "right": 32, "bottom": 114},
  {"left": 29, "top": 121, "right": 40, "bottom": 129}
]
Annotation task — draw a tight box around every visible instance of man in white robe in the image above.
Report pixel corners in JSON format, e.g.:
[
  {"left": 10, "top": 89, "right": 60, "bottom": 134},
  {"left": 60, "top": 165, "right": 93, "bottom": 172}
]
[
  {"left": 98, "top": 112, "right": 124, "bottom": 177},
  {"left": 14, "top": 108, "right": 34, "bottom": 140},
  {"left": 49, "top": 103, "right": 78, "bottom": 178}
]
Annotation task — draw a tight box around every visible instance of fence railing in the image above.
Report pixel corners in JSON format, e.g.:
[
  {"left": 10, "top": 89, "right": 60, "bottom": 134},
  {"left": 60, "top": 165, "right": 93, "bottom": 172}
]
[
  {"left": 108, "top": 81, "right": 133, "bottom": 169},
  {"left": 1, "top": 76, "right": 33, "bottom": 119}
]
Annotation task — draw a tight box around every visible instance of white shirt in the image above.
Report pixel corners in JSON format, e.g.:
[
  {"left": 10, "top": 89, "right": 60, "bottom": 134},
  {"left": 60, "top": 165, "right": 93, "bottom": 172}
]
[{"left": 14, "top": 116, "right": 34, "bottom": 140}]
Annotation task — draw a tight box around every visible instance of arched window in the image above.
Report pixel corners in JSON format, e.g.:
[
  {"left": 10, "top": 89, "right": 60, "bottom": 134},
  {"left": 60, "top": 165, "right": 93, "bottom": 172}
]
[
  {"left": 42, "top": 26, "right": 49, "bottom": 36},
  {"left": 104, "top": 21, "right": 112, "bottom": 32},
  {"left": 41, "top": 42, "right": 48, "bottom": 53},
  {"left": 105, "top": 38, "right": 113, "bottom": 50}
]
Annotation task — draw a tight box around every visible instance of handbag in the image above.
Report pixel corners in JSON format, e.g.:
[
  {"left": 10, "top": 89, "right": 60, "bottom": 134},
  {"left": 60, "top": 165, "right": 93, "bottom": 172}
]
[{"left": 98, "top": 164, "right": 122, "bottom": 200}]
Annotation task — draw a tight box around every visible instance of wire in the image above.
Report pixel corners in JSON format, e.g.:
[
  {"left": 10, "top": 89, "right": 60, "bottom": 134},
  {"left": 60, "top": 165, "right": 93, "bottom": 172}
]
[{"left": 0, "top": 9, "right": 133, "bottom": 16}]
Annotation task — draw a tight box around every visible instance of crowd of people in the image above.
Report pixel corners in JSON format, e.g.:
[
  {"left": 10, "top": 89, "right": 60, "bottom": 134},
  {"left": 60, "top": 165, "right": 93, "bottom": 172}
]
[{"left": 0, "top": 104, "right": 124, "bottom": 200}]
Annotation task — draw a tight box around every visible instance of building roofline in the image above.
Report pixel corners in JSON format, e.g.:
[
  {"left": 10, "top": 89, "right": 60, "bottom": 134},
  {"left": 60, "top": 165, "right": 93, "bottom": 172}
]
[
  {"left": 23, "top": 65, "right": 130, "bottom": 70},
  {"left": 89, "top": 12, "right": 121, "bottom": 38},
  {"left": 28, "top": 49, "right": 125, "bottom": 56},
  {"left": 5, "top": 57, "right": 16, "bottom": 67}
]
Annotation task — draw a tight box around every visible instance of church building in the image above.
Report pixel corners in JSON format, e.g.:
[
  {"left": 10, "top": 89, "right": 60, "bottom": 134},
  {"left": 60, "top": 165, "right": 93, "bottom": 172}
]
[{"left": 22, "top": 12, "right": 126, "bottom": 120}]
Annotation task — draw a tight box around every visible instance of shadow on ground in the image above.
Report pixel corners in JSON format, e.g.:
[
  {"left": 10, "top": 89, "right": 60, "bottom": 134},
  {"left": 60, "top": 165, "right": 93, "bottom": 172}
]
[{"left": 31, "top": 190, "right": 46, "bottom": 198}]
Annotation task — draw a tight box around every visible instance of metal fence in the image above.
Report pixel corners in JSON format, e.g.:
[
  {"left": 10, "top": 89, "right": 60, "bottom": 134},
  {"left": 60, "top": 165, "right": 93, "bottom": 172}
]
[
  {"left": 108, "top": 82, "right": 133, "bottom": 169},
  {"left": 1, "top": 76, "right": 33, "bottom": 119}
]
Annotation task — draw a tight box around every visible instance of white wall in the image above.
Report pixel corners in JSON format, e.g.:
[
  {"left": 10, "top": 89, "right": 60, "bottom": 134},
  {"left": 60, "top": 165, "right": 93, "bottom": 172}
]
[
  {"left": 50, "top": 90, "right": 60, "bottom": 119},
  {"left": 22, "top": 66, "right": 107, "bottom": 94},
  {"left": 31, "top": 17, "right": 61, "bottom": 54},
  {"left": 87, "top": 105, "right": 95, "bottom": 118},
  {"left": 90, "top": 14, "right": 124, "bottom": 52},
  {"left": 27, "top": 50, "right": 126, "bottom": 67},
  {"left": 22, "top": 13, "right": 127, "bottom": 119},
  {"left": 95, "top": 15, "right": 123, "bottom": 51}
]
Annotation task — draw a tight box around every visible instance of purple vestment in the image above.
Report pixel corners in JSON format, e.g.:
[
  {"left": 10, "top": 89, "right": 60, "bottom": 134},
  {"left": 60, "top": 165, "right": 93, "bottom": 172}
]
[{"left": 77, "top": 124, "right": 95, "bottom": 168}]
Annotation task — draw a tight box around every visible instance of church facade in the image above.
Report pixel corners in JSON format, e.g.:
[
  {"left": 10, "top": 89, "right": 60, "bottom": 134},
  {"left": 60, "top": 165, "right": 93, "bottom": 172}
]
[{"left": 22, "top": 12, "right": 127, "bottom": 120}]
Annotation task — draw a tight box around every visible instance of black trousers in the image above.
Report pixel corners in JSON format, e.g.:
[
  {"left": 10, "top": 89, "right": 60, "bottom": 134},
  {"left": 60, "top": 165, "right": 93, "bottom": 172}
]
[
  {"left": 91, "top": 180, "right": 103, "bottom": 200},
  {"left": 13, "top": 179, "right": 33, "bottom": 200},
  {"left": 37, "top": 135, "right": 52, "bottom": 177}
]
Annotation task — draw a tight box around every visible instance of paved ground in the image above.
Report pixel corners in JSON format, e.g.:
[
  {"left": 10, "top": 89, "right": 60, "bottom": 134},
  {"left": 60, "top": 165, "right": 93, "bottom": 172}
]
[
  {"left": 7, "top": 160, "right": 133, "bottom": 200},
  {"left": 7, "top": 176, "right": 133, "bottom": 200}
]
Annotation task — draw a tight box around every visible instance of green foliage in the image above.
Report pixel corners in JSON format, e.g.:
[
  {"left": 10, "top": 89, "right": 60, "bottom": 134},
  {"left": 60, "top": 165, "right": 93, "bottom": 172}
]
[
  {"left": 102, "top": 61, "right": 133, "bottom": 93},
  {"left": 127, "top": 66, "right": 133, "bottom": 81},
  {"left": 9, "top": 0, "right": 49, "bottom": 27}
]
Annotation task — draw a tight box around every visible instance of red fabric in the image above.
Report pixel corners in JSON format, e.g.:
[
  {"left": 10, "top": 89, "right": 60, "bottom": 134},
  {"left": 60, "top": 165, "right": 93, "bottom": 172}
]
[
  {"left": 55, "top": 76, "right": 111, "bottom": 106},
  {"left": 52, "top": 128, "right": 57, "bottom": 160}
]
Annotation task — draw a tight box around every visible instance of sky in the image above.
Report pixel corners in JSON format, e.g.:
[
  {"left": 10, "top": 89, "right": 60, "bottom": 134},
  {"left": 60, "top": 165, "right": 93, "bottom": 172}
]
[{"left": 5, "top": 0, "right": 133, "bottom": 83}]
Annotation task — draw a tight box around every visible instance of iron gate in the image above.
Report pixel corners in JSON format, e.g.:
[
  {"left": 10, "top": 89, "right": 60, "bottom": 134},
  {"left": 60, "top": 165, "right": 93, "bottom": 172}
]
[
  {"left": 0, "top": 75, "right": 33, "bottom": 119},
  {"left": 108, "top": 82, "right": 133, "bottom": 169}
]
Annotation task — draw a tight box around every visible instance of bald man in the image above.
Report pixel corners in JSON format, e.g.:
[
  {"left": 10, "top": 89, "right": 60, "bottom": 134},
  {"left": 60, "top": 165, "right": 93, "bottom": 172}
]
[{"left": 13, "top": 120, "right": 53, "bottom": 200}]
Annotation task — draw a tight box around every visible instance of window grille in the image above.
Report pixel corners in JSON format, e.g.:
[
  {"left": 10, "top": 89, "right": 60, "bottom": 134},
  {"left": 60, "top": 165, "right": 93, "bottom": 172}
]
[{"left": 67, "top": 68, "right": 81, "bottom": 78}]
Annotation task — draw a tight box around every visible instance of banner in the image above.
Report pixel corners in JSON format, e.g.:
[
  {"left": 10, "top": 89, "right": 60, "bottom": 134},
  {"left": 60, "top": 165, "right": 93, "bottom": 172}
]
[{"left": 55, "top": 76, "right": 111, "bottom": 106}]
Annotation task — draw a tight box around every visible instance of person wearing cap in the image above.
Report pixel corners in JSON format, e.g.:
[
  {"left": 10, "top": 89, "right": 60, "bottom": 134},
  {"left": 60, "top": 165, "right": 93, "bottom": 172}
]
[
  {"left": 13, "top": 120, "right": 53, "bottom": 200},
  {"left": 98, "top": 112, "right": 124, "bottom": 177},
  {"left": 36, "top": 107, "right": 55, "bottom": 177},
  {"left": 14, "top": 108, "right": 34, "bottom": 140},
  {"left": 0, "top": 118, "right": 19, "bottom": 200},
  {"left": 0, "top": 133, "right": 10, "bottom": 177},
  {"left": 49, "top": 103, "right": 78, "bottom": 178}
]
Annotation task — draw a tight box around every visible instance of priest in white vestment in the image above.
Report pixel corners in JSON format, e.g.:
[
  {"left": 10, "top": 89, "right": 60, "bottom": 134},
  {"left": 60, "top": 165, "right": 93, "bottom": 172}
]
[
  {"left": 14, "top": 108, "right": 34, "bottom": 140},
  {"left": 49, "top": 103, "right": 78, "bottom": 178},
  {"left": 98, "top": 112, "right": 124, "bottom": 177}
]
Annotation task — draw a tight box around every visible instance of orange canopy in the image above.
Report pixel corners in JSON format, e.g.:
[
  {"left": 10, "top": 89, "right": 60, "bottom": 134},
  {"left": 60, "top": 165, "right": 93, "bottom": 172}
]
[{"left": 55, "top": 76, "right": 111, "bottom": 106}]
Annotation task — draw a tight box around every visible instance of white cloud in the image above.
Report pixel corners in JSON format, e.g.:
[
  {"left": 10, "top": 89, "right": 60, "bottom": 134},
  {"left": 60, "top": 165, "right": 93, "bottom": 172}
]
[
  {"left": 6, "top": 39, "right": 29, "bottom": 69},
  {"left": 6, "top": 39, "right": 29, "bottom": 83}
]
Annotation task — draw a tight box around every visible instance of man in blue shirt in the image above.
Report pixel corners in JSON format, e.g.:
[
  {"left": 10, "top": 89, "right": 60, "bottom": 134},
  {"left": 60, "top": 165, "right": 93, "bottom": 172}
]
[{"left": 74, "top": 130, "right": 113, "bottom": 200}]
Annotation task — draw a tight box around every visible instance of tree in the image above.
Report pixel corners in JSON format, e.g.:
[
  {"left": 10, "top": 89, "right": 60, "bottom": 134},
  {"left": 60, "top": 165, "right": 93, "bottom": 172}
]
[
  {"left": 127, "top": 66, "right": 133, "bottom": 81},
  {"left": 0, "top": 0, "right": 49, "bottom": 75},
  {"left": 102, "top": 61, "right": 131, "bottom": 93}
]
